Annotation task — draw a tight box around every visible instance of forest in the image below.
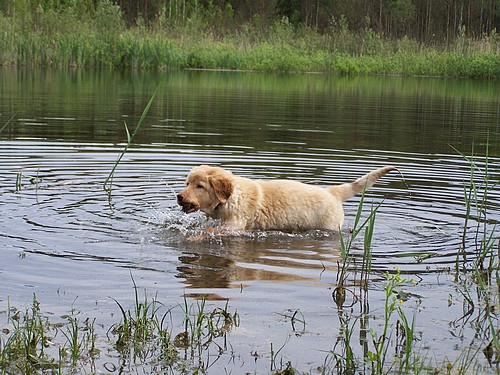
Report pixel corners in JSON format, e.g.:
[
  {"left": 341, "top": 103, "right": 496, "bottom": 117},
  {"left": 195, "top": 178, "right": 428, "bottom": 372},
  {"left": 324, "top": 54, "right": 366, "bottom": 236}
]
[
  {"left": 115, "top": 0, "right": 499, "bottom": 43},
  {"left": 2, "top": 0, "right": 498, "bottom": 43}
]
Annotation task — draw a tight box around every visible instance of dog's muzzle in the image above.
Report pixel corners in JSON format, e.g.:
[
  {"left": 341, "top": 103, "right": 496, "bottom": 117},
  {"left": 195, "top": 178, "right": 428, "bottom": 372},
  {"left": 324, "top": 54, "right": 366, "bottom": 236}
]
[{"left": 177, "top": 193, "right": 199, "bottom": 214}]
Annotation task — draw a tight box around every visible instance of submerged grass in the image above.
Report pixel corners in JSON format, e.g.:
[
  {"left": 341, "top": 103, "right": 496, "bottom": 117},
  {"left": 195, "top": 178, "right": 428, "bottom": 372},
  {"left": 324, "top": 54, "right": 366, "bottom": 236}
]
[
  {"left": 0, "top": 282, "right": 239, "bottom": 374},
  {"left": 0, "top": 294, "right": 57, "bottom": 374}
]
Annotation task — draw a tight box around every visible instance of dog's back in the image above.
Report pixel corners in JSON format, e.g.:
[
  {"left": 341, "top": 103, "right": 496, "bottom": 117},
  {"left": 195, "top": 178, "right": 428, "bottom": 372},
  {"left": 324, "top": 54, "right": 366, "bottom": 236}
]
[
  {"left": 249, "top": 179, "right": 339, "bottom": 231},
  {"left": 251, "top": 166, "right": 397, "bottom": 231}
]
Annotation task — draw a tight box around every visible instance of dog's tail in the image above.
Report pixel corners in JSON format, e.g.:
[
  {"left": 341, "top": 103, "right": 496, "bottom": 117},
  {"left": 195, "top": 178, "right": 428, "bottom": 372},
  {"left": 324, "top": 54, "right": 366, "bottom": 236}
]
[{"left": 328, "top": 166, "right": 398, "bottom": 202}]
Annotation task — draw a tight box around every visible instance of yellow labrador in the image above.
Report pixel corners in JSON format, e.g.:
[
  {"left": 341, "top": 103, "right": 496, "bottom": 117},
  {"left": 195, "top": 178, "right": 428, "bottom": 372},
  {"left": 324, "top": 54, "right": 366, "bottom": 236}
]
[{"left": 177, "top": 165, "right": 397, "bottom": 232}]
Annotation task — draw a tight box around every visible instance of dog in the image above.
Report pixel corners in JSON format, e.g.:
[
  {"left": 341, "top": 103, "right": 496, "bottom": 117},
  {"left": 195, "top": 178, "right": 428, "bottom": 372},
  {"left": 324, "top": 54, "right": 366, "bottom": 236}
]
[{"left": 177, "top": 165, "right": 397, "bottom": 232}]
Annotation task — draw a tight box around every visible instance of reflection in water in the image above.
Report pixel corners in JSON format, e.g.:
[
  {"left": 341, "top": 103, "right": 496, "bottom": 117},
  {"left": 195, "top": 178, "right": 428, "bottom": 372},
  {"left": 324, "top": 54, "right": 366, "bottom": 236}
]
[
  {"left": 176, "top": 234, "right": 341, "bottom": 290},
  {"left": 1, "top": 69, "right": 499, "bottom": 156}
]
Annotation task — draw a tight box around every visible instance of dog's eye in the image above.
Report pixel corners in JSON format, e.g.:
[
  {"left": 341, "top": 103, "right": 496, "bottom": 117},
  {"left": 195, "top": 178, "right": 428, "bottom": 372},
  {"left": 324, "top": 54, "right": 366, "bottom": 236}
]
[{"left": 196, "top": 184, "right": 204, "bottom": 189}]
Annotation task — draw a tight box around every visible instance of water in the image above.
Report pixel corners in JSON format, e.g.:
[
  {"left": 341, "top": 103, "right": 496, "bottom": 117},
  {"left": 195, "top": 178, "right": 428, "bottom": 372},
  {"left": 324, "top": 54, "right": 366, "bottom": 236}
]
[{"left": 0, "top": 68, "right": 499, "bottom": 373}]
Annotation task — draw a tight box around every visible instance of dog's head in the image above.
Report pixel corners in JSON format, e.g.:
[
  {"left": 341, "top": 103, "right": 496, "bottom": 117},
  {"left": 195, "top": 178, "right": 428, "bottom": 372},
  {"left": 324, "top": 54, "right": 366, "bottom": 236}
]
[{"left": 177, "top": 165, "right": 235, "bottom": 216}]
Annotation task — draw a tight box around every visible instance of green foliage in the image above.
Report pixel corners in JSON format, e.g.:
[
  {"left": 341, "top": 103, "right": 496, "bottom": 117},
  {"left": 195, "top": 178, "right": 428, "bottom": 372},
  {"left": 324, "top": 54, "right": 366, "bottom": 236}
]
[
  {"left": 0, "top": 1, "right": 498, "bottom": 77},
  {"left": 367, "top": 269, "right": 418, "bottom": 374},
  {"left": 0, "top": 294, "right": 59, "bottom": 373},
  {"left": 0, "top": 288, "right": 239, "bottom": 374},
  {"left": 95, "top": 0, "right": 125, "bottom": 39}
]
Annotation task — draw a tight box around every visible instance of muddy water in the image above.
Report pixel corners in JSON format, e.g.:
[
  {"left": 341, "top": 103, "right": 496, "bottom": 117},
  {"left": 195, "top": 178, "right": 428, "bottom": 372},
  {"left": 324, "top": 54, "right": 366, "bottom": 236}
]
[{"left": 0, "top": 68, "right": 499, "bottom": 373}]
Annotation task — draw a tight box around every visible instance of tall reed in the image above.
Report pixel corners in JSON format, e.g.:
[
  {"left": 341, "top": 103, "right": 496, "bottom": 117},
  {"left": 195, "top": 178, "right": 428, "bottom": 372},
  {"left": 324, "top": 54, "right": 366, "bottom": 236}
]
[
  {"left": 453, "top": 142, "right": 498, "bottom": 273},
  {"left": 449, "top": 143, "right": 499, "bottom": 371},
  {"left": 334, "top": 193, "right": 381, "bottom": 308},
  {"left": 103, "top": 90, "right": 157, "bottom": 194},
  {"left": 0, "top": 112, "right": 17, "bottom": 134}
]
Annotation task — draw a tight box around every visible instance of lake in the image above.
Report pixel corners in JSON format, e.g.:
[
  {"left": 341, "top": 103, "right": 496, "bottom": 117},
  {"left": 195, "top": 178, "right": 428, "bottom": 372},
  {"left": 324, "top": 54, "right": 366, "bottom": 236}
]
[{"left": 0, "top": 68, "right": 499, "bottom": 373}]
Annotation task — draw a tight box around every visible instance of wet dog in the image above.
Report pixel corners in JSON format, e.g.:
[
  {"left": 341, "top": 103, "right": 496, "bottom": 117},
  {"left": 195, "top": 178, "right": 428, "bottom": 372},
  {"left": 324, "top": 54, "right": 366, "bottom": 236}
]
[{"left": 177, "top": 165, "right": 397, "bottom": 232}]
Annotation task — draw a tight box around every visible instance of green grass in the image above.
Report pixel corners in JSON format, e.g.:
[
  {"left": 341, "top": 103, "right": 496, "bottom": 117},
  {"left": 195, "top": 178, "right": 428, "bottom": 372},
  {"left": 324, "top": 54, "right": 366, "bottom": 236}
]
[
  {"left": 0, "top": 283, "right": 239, "bottom": 374},
  {"left": 0, "top": 8, "right": 498, "bottom": 78},
  {"left": 0, "top": 294, "right": 60, "bottom": 374}
]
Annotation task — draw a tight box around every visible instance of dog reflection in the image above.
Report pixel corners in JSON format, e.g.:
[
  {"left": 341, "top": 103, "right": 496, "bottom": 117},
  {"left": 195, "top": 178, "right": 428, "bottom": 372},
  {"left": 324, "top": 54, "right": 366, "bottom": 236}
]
[{"left": 177, "top": 235, "right": 341, "bottom": 290}]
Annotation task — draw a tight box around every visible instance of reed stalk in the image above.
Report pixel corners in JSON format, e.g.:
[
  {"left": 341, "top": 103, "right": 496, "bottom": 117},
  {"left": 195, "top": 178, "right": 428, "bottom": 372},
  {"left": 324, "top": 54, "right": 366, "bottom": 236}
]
[
  {"left": 334, "top": 192, "right": 381, "bottom": 308},
  {"left": 0, "top": 112, "right": 17, "bottom": 134},
  {"left": 452, "top": 142, "right": 498, "bottom": 274},
  {"left": 367, "top": 269, "right": 417, "bottom": 374},
  {"left": 103, "top": 90, "right": 157, "bottom": 194}
]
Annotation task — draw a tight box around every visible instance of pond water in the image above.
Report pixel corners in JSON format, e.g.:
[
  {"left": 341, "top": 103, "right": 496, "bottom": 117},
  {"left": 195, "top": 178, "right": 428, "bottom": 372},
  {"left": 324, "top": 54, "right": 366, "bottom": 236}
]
[{"left": 0, "top": 68, "right": 499, "bottom": 373}]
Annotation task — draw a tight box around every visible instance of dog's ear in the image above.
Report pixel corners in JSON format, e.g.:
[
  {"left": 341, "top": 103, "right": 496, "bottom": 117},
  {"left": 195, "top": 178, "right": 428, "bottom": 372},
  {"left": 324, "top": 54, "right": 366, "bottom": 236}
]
[{"left": 209, "top": 172, "right": 234, "bottom": 203}]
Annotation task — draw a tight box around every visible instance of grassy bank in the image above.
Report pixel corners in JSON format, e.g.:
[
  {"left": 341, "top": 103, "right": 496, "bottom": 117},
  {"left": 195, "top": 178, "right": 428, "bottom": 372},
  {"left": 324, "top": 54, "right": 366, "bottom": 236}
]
[{"left": 0, "top": 2, "right": 499, "bottom": 78}]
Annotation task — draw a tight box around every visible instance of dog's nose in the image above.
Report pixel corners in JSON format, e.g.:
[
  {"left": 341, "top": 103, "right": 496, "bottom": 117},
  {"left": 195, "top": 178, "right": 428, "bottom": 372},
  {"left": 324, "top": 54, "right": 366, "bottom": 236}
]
[{"left": 177, "top": 193, "right": 184, "bottom": 203}]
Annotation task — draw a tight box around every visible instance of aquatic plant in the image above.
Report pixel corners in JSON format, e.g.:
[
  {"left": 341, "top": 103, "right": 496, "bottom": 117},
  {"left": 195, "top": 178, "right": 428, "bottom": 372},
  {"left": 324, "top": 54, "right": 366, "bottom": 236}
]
[
  {"left": 110, "top": 273, "right": 175, "bottom": 366},
  {"left": 454, "top": 142, "right": 498, "bottom": 274},
  {"left": 277, "top": 309, "right": 306, "bottom": 333},
  {"left": 109, "top": 276, "right": 239, "bottom": 373},
  {"left": 334, "top": 192, "right": 381, "bottom": 308},
  {"left": 330, "top": 309, "right": 359, "bottom": 374},
  {"left": 367, "top": 269, "right": 418, "bottom": 374},
  {"left": 330, "top": 194, "right": 383, "bottom": 373},
  {"left": 449, "top": 142, "right": 500, "bottom": 372},
  {"left": 130, "top": 283, "right": 163, "bottom": 345},
  {"left": 0, "top": 112, "right": 17, "bottom": 134},
  {"left": 14, "top": 168, "right": 42, "bottom": 193},
  {"left": 0, "top": 286, "right": 239, "bottom": 374},
  {"left": 103, "top": 90, "right": 157, "bottom": 194},
  {"left": 0, "top": 294, "right": 58, "bottom": 374},
  {"left": 60, "top": 309, "right": 98, "bottom": 364},
  {"left": 270, "top": 336, "right": 291, "bottom": 373}
]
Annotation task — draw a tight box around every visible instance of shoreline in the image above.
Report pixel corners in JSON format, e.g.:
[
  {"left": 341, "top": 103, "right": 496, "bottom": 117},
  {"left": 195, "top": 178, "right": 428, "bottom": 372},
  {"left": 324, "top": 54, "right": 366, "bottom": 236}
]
[{"left": 1, "top": 62, "right": 497, "bottom": 80}]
